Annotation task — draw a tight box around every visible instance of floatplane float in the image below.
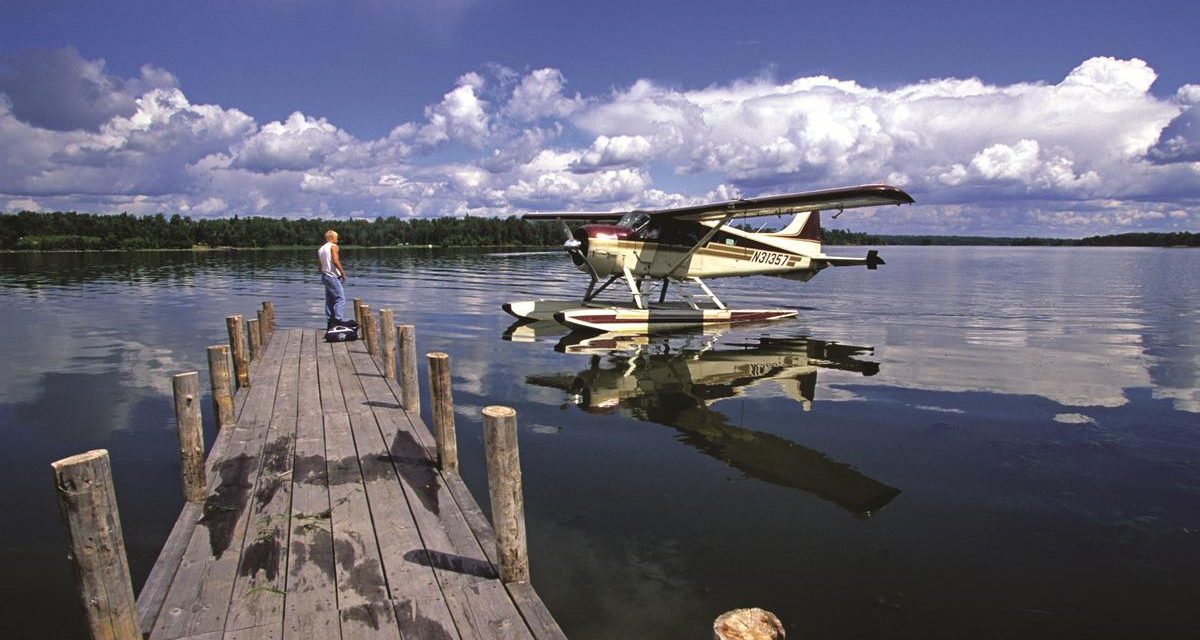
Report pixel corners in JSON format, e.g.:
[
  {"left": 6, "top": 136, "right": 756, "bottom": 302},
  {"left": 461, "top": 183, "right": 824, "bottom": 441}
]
[{"left": 503, "top": 184, "right": 914, "bottom": 332}]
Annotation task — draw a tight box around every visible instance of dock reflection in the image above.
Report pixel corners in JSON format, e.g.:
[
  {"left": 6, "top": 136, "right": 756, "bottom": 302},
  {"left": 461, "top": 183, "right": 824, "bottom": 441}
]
[{"left": 514, "top": 324, "right": 900, "bottom": 517}]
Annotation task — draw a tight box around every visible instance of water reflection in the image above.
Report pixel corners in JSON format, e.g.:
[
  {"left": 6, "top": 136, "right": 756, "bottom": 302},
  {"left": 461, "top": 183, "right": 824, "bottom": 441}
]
[{"left": 515, "top": 324, "right": 899, "bottom": 516}]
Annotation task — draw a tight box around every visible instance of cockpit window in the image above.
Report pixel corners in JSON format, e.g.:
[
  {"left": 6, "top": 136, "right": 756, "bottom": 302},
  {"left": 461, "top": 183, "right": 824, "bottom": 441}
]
[{"left": 617, "top": 212, "right": 650, "bottom": 229}]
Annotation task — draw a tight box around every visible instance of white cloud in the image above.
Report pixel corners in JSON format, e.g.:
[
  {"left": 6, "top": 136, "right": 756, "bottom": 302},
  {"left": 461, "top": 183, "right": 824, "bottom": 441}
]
[
  {"left": 5, "top": 197, "right": 39, "bottom": 212},
  {"left": 1148, "top": 85, "right": 1200, "bottom": 164},
  {"left": 232, "top": 112, "right": 356, "bottom": 173},
  {"left": 0, "top": 50, "right": 1196, "bottom": 234},
  {"left": 573, "top": 135, "right": 654, "bottom": 171},
  {"left": 0, "top": 47, "right": 178, "bottom": 132},
  {"left": 417, "top": 73, "right": 490, "bottom": 147},
  {"left": 506, "top": 68, "right": 582, "bottom": 121}
]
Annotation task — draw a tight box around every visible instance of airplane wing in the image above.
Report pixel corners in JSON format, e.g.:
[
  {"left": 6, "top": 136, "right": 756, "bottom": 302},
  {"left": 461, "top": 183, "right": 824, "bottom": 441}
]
[
  {"left": 648, "top": 184, "right": 913, "bottom": 223},
  {"left": 520, "top": 184, "right": 912, "bottom": 224},
  {"left": 521, "top": 211, "right": 624, "bottom": 222}
]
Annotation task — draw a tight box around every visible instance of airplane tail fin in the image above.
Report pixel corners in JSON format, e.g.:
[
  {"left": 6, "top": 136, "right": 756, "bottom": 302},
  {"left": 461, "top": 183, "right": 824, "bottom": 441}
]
[{"left": 766, "top": 210, "right": 822, "bottom": 242}]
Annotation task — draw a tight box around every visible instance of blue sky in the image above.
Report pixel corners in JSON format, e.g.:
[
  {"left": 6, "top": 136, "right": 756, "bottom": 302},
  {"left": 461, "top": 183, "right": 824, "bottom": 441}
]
[{"left": 1, "top": 0, "right": 1197, "bottom": 235}]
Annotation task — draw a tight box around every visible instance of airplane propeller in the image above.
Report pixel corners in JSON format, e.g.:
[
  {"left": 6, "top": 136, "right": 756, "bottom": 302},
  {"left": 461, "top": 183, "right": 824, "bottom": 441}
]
[{"left": 561, "top": 219, "right": 581, "bottom": 251}]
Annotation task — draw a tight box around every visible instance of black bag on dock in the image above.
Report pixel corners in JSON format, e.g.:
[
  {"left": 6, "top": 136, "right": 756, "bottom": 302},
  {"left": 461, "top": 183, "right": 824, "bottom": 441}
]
[{"left": 324, "top": 324, "right": 359, "bottom": 342}]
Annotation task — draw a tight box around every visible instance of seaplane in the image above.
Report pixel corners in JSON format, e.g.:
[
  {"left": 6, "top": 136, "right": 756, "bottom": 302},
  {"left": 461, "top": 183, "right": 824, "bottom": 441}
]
[{"left": 503, "top": 183, "right": 914, "bottom": 332}]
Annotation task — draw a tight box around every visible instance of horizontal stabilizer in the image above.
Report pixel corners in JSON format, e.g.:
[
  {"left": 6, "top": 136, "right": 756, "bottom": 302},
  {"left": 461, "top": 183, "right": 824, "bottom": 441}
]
[{"left": 817, "top": 250, "right": 885, "bottom": 269}]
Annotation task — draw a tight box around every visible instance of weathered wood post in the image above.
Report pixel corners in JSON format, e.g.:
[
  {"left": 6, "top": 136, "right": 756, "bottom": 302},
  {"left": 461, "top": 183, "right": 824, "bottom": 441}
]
[
  {"left": 172, "top": 372, "right": 207, "bottom": 503},
  {"left": 256, "top": 308, "right": 269, "bottom": 347},
  {"left": 398, "top": 324, "right": 420, "bottom": 412},
  {"left": 362, "top": 304, "right": 378, "bottom": 359},
  {"left": 246, "top": 318, "right": 262, "bottom": 362},
  {"left": 713, "top": 608, "right": 785, "bottom": 640},
  {"left": 353, "top": 298, "right": 364, "bottom": 328},
  {"left": 226, "top": 315, "right": 250, "bottom": 389},
  {"left": 482, "top": 405, "right": 528, "bottom": 583},
  {"left": 379, "top": 309, "right": 396, "bottom": 379},
  {"left": 50, "top": 450, "right": 140, "bottom": 640},
  {"left": 427, "top": 353, "right": 458, "bottom": 471},
  {"left": 206, "top": 345, "right": 235, "bottom": 429},
  {"left": 262, "top": 300, "right": 275, "bottom": 334}
]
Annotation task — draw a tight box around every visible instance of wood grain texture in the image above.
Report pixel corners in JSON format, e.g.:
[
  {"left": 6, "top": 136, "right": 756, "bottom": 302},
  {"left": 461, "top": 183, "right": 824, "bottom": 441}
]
[
  {"left": 283, "top": 329, "right": 340, "bottom": 639},
  {"left": 398, "top": 325, "right": 420, "bottom": 414},
  {"left": 225, "top": 330, "right": 302, "bottom": 636},
  {"left": 353, "top": 348, "right": 536, "bottom": 640},
  {"left": 207, "top": 345, "right": 235, "bottom": 430},
  {"left": 336, "top": 341, "right": 460, "bottom": 640},
  {"left": 149, "top": 331, "right": 288, "bottom": 639},
  {"left": 137, "top": 325, "right": 565, "bottom": 640},
  {"left": 51, "top": 449, "right": 141, "bottom": 640},
  {"left": 248, "top": 318, "right": 262, "bottom": 362},
  {"left": 136, "top": 501, "right": 202, "bottom": 636},
  {"left": 227, "top": 315, "right": 251, "bottom": 390},
  {"left": 318, "top": 339, "right": 402, "bottom": 640},
  {"left": 427, "top": 353, "right": 459, "bottom": 472},
  {"left": 482, "top": 407, "right": 529, "bottom": 585},
  {"left": 172, "top": 372, "right": 207, "bottom": 503},
  {"left": 379, "top": 309, "right": 396, "bottom": 381}
]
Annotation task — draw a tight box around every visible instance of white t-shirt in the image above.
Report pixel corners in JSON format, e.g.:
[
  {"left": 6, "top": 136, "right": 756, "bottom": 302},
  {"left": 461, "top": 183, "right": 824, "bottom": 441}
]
[{"left": 317, "top": 241, "right": 339, "bottom": 277}]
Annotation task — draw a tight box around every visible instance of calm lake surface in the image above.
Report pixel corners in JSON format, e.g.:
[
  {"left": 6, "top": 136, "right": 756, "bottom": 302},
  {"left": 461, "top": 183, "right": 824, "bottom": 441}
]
[{"left": 2, "top": 246, "right": 1198, "bottom": 639}]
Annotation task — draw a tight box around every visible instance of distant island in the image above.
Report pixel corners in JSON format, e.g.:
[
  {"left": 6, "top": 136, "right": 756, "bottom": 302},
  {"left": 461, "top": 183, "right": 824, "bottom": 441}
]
[{"left": 1, "top": 210, "right": 1196, "bottom": 251}]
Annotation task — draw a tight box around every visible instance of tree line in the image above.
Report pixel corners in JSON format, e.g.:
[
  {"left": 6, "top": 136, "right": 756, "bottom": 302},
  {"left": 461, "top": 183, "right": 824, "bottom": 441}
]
[
  {"left": 0, "top": 211, "right": 565, "bottom": 250},
  {"left": 1, "top": 210, "right": 1195, "bottom": 250}
]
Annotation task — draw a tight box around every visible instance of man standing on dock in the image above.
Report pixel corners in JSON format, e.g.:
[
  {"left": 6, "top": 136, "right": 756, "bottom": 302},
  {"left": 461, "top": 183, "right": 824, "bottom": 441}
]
[{"left": 318, "top": 229, "right": 347, "bottom": 329}]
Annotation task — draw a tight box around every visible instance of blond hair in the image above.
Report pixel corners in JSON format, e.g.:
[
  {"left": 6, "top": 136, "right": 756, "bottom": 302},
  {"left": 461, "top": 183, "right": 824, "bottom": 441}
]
[{"left": 324, "top": 229, "right": 338, "bottom": 241}]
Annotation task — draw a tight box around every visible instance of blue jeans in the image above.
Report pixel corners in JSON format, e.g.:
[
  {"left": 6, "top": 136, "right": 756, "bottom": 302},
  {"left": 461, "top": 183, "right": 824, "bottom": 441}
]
[{"left": 323, "top": 274, "right": 345, "bottom": 322}]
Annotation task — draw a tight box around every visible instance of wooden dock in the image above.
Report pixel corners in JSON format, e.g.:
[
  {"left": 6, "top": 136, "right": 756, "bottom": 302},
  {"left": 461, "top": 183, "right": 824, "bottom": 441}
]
[{"left": 133, "top": 326, "right": 566, "bottom": 640}]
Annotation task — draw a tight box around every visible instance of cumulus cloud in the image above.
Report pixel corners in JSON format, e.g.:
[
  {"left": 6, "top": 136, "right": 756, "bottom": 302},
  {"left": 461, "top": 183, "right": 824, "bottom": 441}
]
[
  {"left": 506, "top": 68, "right": 583, "bottom": 120},
  {"left": 417, "top": 72, "right": 490, "bottom": 147},
  {"left": 232, "top": 112, "right": 356, "bottom": 173},
  {"left": 0, "top": 47, "right": 177, "bottom": 132},
  {"left": 571, "top": 57, "right": 1180, "bottom": 201},
  {"left": 573, "top": 135, "right": 654, "bottom": 171},
  {"left": 0, "top": 49, "right": 1196, "bottom": 235},
  {"left": 1148, "top": 84, "right": 1200, "bottom": 164}
]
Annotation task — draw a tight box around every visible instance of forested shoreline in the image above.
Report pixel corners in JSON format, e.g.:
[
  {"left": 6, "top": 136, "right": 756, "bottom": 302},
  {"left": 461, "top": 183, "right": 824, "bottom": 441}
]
[{"left": 0, "top": 210, "right": 1195, "bottom": 250}]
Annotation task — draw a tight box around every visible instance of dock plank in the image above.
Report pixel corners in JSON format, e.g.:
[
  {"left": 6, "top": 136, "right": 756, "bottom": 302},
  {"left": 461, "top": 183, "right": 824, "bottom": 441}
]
[
  {"left": 331, "top": 342, "right": 461, "bottom": 639},
  {"left": 380, "top": 380, "right": 567, "bottom": 640},
  {"left": 347, "top": 345, "right": 534, "bottom": 640},
  {"left": 140, "top": 327, "right": 565, "bottom": 640},
  {"left": 151, "top": 332, "right": 289, "bottom": 639},
  {"left": 225, "top": 329, "right": 303, "bottom": 635},
  {"left": 137, "top": 501, "right": 203, "bottom": 633},
  {"left": 283, "top": 330, "right": 341, "bottom": 639},
  {"left": 318, "top": 340, "right": 402, "bottom": 640}
]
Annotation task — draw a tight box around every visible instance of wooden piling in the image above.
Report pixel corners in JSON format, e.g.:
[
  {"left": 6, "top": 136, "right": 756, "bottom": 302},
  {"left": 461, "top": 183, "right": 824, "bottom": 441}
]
[
  {"left": 262, "top": 300, "right": 275, "bottom": 334},
  {"left": 257, "top": 308, "right": 269, "bottom": 346},
  {"left": 428, "top": 353, "right": 458, "bottom": 471},
  {"left": 362, "top": 304, "right": 378, "bottom": 359},
  {"left": 226, "top": 315, "right": 250, "bottom": 389},
  {"left": 206, "top": 345, "right": 235, "bottom": 430},
  {"left": 398, "top": 324, "right": 420, "bottom": 412},
  {"left": 51, "top": 450, "right": 140, "bottom": 640},
  {"left": 247, "top": 318, "right": 262, "bottom": 361},
  {"left": 482, "top": 405, "right": 528, "bottom": 583},
  {"left": 379, "top": 309, "right": 396, "bottom": 379},
  {"left": 713, "top": 608, "right": 785, "bottom": 640},
  {"left": 353, "top": 298, "right": 363, "bottom": 327},
  {"left": 171, "top": 372, "right": 207, "bottom": 503}
]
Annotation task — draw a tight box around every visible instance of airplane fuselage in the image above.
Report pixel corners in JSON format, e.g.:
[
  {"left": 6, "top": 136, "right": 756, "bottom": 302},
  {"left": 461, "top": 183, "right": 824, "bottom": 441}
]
[{"left": 575, "top": 221, "right": 827, "bottom": 282}]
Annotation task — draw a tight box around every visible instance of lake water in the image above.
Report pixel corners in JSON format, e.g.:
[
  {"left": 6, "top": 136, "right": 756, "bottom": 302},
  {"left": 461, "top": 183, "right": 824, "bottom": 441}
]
[{"left": 2, "top": 246, "right": 1198, "bottom": 639}]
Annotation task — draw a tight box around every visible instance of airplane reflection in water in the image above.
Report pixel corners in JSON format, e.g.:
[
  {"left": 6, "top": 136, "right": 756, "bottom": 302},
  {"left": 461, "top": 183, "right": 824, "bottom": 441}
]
[{"left": 507, "top": 322, "right": 900, "bottom": 517}]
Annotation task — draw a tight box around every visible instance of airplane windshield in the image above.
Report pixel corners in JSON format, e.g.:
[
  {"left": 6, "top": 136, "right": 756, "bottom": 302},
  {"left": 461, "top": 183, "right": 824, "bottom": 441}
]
[{"left": 617, "top": 212, "right": 650, "bottom": 229}]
